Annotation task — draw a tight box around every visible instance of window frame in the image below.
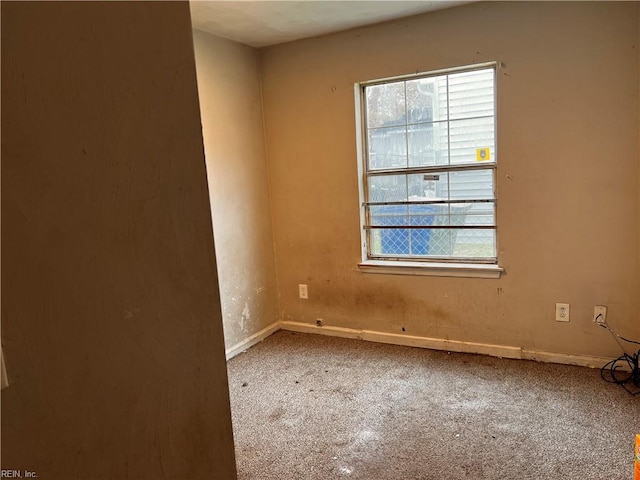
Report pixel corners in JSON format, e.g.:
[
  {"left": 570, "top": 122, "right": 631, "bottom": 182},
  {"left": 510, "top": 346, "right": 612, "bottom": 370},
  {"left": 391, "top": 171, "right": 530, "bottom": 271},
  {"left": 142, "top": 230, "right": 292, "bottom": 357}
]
[{"left": 355, "top": 62, "right": 503, "bottom": 278}]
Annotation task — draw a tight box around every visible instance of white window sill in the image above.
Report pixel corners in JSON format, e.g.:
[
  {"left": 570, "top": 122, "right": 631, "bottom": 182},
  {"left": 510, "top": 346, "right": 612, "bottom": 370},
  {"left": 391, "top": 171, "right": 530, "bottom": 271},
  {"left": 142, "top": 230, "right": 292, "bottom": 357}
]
[{"left": 358, "top": 260, "right": 504, "bottom": 279}]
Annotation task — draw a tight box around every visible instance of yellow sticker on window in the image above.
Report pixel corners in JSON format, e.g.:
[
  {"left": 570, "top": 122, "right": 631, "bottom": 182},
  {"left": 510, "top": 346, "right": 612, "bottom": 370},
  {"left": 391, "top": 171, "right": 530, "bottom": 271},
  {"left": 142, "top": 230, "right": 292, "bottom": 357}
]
[{"left": 476, "top": 148, "right": 491, "bottom": 161}]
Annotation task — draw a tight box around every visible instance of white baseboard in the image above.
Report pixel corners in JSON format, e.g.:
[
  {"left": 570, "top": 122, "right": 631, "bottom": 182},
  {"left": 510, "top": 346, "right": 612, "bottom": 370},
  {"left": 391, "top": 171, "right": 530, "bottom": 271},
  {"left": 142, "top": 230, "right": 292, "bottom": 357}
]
[
  {"left": 520, "top": 350, "right": 613, "bottom": 369},
  {"left": 360, "top": 329, "right": 524, "bottom": 359},
  {"left": 225, "top": 320, "right": 281, "bottom": 360},
  {"left": 279, "top": 321, "right": 615, "bottom": 369},
  {"left": 281, "top": 321, "right": 362, "bottom": 340}
]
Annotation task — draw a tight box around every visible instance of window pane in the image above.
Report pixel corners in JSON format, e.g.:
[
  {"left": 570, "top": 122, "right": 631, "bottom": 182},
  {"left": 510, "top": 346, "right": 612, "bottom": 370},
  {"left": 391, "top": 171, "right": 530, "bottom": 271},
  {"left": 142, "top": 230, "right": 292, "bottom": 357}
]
[
  {"left": 408, "top": 203, "right": 439, "bottom": 227},
  {"left": 368, "top": 174, "right": 407, "bottom": 203},
  {"left": 406, "top": 75, "right": 448, "bottom": 124},
  {"left": 365, "top": 82, "right": 406, "bottom": 128},
  {"left": 448, "top": 69, "right": 494, "bottom": 120},
  {"left": 452, "top": 203, "right": 495, "bottom": 226},
  {"left": 369, "top": 205, "right": 408, "bottom": 227},
  {"left": 452, "top": 228, "right": 496, "bottom": 258},
  {"left": 415, "top": 203, "right": 451, "bottom": 228},
  {"left": 407, "top": 172, "right": 448, "bottom": 200},
  {"left": 449, "top": 117, "right": 495, "bottom": 165},
  {"left": 448, "top": 169, "right": 494, "bottom": 200},
  {"left": 368, "top": 126, "right": 407, "bottom": 170},
  {"left": 408, "top": 121, "right": 448, "bottom": 168},
  {"left": 368, "top": 205, "right": 413, "bottom": 255},
  {"left": 368, "top": 226, "right": 434, "bottom": 256},
  {"left": 426, "top": 228, "right": 496, "bottom": 258},
  {"left": 369, "top": 226, "right": 496, "bottom": 259},
  {"left": 409, "top": 227, "right": 433, "bottom": 255},
  {"left": 424, "top": 227, "right": 455, "bottom": 257},
  {"left": 369, "top": 229, "right": 383, "bottom": 255}
]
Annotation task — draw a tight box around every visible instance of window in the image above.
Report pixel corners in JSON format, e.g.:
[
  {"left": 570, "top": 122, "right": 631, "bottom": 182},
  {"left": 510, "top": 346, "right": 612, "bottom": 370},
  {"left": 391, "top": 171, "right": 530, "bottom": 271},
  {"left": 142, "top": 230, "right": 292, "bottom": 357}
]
[{"left": 356, "top": 63, "right": 502, "bottom": 277}]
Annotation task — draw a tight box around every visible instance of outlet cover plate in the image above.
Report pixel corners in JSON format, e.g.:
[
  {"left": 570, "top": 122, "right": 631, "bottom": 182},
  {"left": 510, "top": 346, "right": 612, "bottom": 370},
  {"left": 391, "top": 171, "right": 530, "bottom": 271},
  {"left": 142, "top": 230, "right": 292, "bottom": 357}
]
[
  {"left": 593, "top": 305, "right": 607, "bottom": 325},
  {"left": 555, "top": 303, "right": 570, "bottom": 322}
]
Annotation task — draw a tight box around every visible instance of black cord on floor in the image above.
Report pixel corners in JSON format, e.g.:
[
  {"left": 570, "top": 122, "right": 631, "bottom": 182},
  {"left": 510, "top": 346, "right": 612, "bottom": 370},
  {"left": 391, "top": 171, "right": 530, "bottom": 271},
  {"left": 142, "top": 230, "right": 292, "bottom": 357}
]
[
  {"left": 600, "top": 350, "right": 640, "bottom": 395},
  {"left": 597, "top": 319, "right": 640, "bottom": 395}
]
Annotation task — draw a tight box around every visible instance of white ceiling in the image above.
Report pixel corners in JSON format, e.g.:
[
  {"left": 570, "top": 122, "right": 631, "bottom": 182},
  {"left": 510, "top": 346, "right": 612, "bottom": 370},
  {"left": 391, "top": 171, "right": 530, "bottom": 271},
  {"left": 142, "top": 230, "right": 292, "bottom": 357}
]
[{"left": 190, "top": 1, "right": 471, "bottom": 48}]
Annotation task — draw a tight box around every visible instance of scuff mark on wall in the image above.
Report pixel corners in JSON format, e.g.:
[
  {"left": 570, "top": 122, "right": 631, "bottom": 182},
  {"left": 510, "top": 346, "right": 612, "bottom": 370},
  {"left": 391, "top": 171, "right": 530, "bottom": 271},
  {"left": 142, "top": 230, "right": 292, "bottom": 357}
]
[
  {"left": 122, "top": 308, "right": 140, "bottom": 320},
  {"left": 240, "top": 302, "right": 250, "bottom": 332}
]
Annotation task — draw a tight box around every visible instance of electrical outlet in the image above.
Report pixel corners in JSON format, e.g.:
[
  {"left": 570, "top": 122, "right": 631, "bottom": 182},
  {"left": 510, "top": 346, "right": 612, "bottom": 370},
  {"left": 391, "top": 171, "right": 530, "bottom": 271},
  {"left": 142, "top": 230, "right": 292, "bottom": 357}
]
[
  {"left": 298, "top": 284, "right": 308, "bottom": 299},
  {"left": 593, "top": 305, "right": 607, "bottom": 325},
  {"left": 555, "top": 303, "right": 570, "bottom": 322}
]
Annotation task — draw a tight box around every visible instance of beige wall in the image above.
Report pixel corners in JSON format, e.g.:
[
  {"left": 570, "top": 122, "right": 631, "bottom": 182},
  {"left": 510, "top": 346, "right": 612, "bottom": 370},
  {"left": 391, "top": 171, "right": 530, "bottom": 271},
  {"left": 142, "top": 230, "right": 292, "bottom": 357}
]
[
  {"left": 1, "top": 2, "right": 237, "bottom": 478},
  {"left": 260, "top": 1, "right": 640, "bottom": 358},
  {"left": 192, "top": 30, "right": 279, "bottom": 351}
]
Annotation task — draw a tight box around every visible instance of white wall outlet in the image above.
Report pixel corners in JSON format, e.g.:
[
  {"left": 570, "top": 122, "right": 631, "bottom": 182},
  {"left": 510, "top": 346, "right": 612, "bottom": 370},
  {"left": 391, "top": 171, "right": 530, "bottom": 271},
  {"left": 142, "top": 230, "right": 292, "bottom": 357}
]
[
  {"left": 593, "top": 305, "right": 607, "bottom": 325},
  {"left": 555, "top": 303, "right": 570, "bottom": 322},
  {"left": 298, "top": 284, "right": 308, "bottom": 299}
]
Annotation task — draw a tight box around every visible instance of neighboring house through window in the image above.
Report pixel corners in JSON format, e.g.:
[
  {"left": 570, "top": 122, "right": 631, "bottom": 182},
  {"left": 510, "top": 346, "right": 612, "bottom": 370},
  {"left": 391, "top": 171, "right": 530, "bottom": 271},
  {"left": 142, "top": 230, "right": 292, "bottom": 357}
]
[{"left": 355, "top": 62, "right": 502, "bottom": 277}]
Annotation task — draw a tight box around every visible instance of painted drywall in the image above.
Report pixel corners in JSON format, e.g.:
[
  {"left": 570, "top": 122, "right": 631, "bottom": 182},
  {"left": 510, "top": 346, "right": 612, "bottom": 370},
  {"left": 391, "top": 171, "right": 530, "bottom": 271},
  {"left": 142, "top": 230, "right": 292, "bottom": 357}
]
[
  {"left": 1, "top": 2, "right": 237, "bottom": 478},
  {"left": 192, "top": 30, "right": 280, "bottom": 352},
  {"left": 260, "top": 1, "right": 640, "bottom": 358}
]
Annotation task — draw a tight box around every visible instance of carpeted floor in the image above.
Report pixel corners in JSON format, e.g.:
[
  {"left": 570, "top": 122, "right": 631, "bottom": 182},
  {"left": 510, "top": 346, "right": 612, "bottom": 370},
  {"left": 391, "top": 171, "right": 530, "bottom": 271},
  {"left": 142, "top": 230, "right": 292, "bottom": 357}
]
[{"left": 227, "top": 330, "right": 639, "bottom": 480}]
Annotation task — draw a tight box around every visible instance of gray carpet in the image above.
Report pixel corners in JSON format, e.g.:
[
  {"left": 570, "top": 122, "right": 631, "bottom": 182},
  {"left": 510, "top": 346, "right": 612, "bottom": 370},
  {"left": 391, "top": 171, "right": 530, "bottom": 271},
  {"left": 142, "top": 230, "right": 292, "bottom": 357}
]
[{"left": 227, "top": 331, "right": 639, "bottom": 480}]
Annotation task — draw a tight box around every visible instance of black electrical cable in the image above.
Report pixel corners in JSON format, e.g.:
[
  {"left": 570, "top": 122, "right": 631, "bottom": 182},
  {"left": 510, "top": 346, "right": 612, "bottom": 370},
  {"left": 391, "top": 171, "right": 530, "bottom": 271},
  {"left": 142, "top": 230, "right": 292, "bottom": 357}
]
[
  {"left": 616, "top": 335, "right": 640, "bottom": 346},
  {"left": 596, "top": 318, "right": 640, "bottom": 395},
  {"left": 600, "top": 350, "right": 640, "bottom": 395}
]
